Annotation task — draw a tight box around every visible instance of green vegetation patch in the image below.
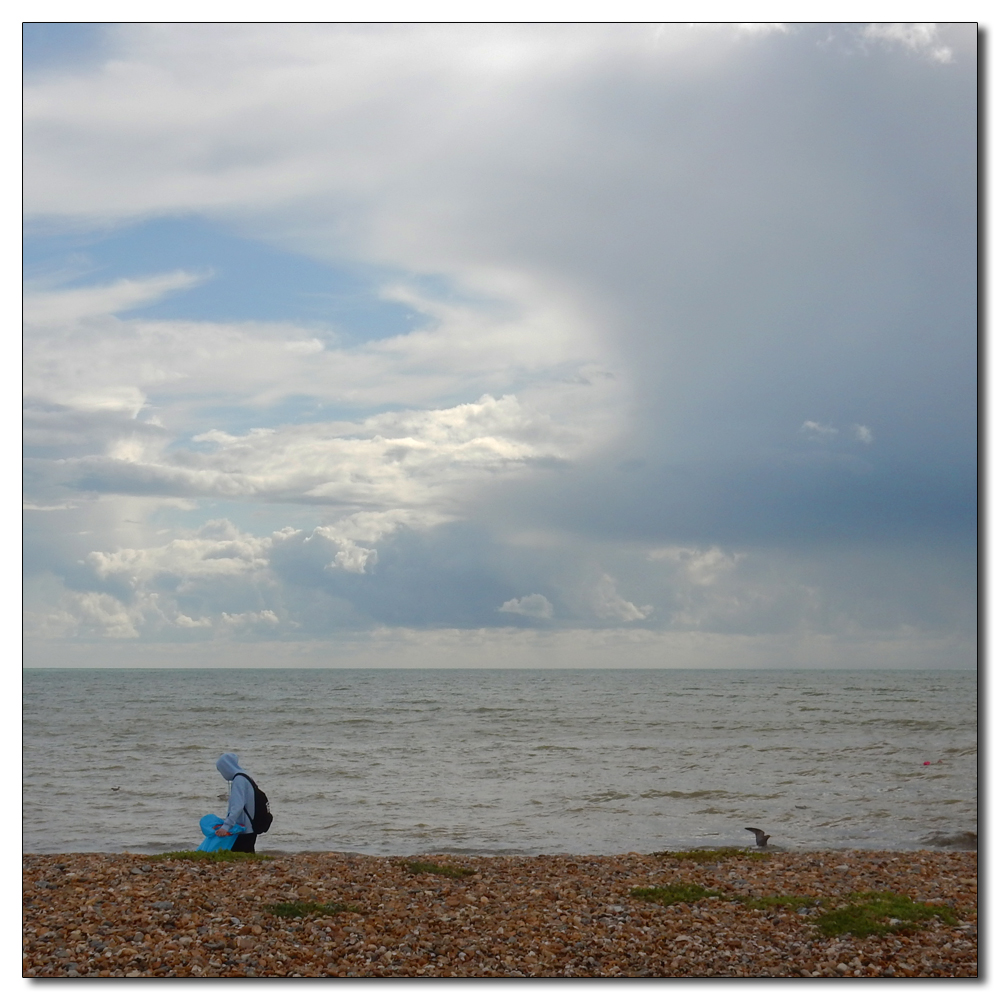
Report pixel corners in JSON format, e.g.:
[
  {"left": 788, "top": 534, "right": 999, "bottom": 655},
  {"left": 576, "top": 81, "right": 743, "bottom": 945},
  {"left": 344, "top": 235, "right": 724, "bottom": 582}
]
[
  {"left": 812, "top": 892, "right": 957, "bottom": 939},
  {"left": 403, "top": 860, "right": 477, "bottom": 879},
  {"left": 147, "top": 850, "right": 273, "bottom": 863},
  {"left": 265, "top": 900, "right": 360, "bottom": 918},
  {"left": 631, "top": 883, "right": 724, "bottom": 906},
  {"left": 739, "top": 895, "right": 818, "bottom": 911},
  {"left": 652, "top": 848, "right": 766, "bottom": 862}
]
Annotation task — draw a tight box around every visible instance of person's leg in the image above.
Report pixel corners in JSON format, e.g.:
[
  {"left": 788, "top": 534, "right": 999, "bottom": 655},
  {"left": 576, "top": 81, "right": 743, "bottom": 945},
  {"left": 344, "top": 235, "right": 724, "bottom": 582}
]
[{"left": 232, "top": 833, "right": 257, "bottom": 853}]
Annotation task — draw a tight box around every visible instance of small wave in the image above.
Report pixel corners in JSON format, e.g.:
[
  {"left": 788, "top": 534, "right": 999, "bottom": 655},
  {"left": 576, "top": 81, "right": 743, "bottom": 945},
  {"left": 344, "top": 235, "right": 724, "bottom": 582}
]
[
  {"left": 920, "top": 830, "right": 977, "bottom": 849},
  {"left": 583, "top": 791, "right": 631, "bottom": 803},
  {"left": 640, "top": 789, "right": 732, "bottom": 799},
  {"left": 867, "top": 718, "right": 957, "bottom": 730}
]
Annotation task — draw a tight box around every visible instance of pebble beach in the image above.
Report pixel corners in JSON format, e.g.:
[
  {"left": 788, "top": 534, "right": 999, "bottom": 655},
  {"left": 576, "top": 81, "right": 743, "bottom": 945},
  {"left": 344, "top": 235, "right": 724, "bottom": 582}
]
[{"left": 23, "top": 848, "right": 977, "bottom": 978}]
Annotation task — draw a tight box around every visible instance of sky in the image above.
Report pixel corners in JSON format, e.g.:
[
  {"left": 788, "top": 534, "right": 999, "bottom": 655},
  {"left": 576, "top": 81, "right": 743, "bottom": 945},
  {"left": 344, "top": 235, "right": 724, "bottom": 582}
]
[{"left": 22, "top": 22, "right": 977, "bottom": 669}]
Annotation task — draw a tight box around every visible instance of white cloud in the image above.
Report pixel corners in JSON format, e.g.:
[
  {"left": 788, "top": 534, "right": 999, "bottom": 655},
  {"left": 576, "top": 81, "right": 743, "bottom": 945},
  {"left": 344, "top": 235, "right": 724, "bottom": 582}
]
[
  {"left": 735, "top": 24, "right": 790, "bottom": 37},
  {"left": 648, "top": 545, "right": 745, "bottom": 587},
  {"left": 62, "top": 393, "right": 583, "bottom": 512},
  {"left": 20, "top": 24, "right": 770, "bottom": 222},
  {"left": 315, "top": 509, "right": 441, "bottom": 574},
  {"left": 54, "top": 590, "right": 146, "bottom": 639},
  {"left": 23, "top": 272, "right": 204, "bottom": 326},
  {"left": 175, "top": 614, "right": 211, "bottom": 628},
  {"left": 22, "top": 254, "right": 615, "bottom": 438},
  {"left": 85, "top": 519, "right": 272, "bottom": 587},
  {"left": 328, "top": 543, "right": 378, "bottom": 574},
  {"left": 646, "top": 546, "right": 811, "bottom": 632},
  {"left": 221, "top": 610, "right": 279, "bottom": 627},
  {"left": 800, "top": 420, "right": 838, "bottom": 441},
  {"left": 60, "top": 512, "right": 427, "bottom": 638},
  {"left": 23, "top": 260, "right": 619, "bottom": 526},
  {"left": 862, "top": 23, "right": 954, "bottom": 64},
  {"left": 22, "top": 606, "right": 80, "bottom": 641},
  {"left": 592, "top": 574, "right": 651, "bottom": 622},
  {"left": 498, "top": 593, "right": 554, "bottom": 619},
  {"left": 799, "top": 421, "right": 875, "bottom": 446}
]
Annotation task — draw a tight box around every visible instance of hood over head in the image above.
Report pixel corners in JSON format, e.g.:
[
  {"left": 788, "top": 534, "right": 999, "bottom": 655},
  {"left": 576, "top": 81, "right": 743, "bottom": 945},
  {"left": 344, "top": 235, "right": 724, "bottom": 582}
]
[{"left": 216, "top": 753, "right": 242, "bottom": 781}]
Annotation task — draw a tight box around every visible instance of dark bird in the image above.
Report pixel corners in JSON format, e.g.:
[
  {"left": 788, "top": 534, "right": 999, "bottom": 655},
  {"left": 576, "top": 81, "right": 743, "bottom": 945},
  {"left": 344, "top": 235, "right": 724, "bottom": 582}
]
[
  {"left": 745, "top": 827, "right": 770, "bottom": 847},
  {"left": 111, "top": 787, "right": 121, "bottom": 792}
]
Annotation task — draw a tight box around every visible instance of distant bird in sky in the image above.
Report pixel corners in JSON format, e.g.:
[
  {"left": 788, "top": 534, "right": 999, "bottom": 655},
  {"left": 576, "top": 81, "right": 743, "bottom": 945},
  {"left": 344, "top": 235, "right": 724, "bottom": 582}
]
[{"left": 745, "top": 827, "right": 771, "bottom": 847}]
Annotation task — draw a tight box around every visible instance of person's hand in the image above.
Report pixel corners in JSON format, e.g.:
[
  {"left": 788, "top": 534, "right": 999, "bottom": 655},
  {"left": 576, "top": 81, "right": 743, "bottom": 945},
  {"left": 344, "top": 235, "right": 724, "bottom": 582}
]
[{"left": 213, "top": 825, "right": 228, "bottom": 835}]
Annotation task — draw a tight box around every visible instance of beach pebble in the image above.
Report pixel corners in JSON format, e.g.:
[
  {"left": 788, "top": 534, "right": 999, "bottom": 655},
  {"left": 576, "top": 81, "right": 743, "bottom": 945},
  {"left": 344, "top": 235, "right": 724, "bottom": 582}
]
[{"left": 23, "top": 849, "right": 977, "bottom": 979}]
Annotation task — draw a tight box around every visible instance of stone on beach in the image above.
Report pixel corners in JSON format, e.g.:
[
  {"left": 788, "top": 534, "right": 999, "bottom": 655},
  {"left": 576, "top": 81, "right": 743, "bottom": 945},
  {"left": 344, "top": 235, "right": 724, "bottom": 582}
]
[{"left": 23, "top": 849, "right": 977, "bottom": 978}]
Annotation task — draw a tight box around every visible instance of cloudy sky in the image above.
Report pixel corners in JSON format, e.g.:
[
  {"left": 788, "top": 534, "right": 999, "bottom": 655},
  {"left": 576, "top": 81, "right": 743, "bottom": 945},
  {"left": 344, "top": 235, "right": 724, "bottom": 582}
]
[{"left": 22, "top": 22, "right": 976, "bottom": 669}]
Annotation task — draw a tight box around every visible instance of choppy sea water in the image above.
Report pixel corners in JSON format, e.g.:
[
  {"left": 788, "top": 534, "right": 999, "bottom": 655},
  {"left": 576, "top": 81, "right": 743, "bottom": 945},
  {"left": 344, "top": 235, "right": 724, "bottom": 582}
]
[{"left": 22, "top": 668, "right": 977, "bottom": 856}]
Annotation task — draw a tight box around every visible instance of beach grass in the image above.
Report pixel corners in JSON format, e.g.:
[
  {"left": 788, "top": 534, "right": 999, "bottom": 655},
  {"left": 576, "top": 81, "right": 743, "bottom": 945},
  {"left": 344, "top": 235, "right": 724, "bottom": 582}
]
[
  {"left": 651, "top": 847, "right": 767, "bottom": 862},
  {"left": 631, "top": 882, "right": 724, "bottom": 906},
  {"left": 812, "top": 891, "right": 957, "bottom": 939},
  {"left": 146, "top": 850, "right": 274, "bottom": 863}
]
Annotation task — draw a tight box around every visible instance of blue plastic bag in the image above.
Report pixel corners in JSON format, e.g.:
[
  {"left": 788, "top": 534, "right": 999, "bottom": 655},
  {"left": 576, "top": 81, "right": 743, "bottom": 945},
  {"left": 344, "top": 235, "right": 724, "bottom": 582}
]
[{"left": 197, "top": 813, "right": 245, "bottom": 853}]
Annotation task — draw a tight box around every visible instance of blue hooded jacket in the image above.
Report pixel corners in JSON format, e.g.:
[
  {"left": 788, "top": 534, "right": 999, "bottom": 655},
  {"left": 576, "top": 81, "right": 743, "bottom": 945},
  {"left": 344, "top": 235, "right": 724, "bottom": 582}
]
[{"left": 215, "top": 753, "right": 256, "bottom": 836}]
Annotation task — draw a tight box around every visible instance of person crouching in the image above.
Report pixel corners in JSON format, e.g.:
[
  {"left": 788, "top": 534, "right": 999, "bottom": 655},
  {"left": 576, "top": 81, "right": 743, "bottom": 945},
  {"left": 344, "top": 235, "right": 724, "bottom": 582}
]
[{"left": 213, "top": 753, "right": 258, "bottom": 853}]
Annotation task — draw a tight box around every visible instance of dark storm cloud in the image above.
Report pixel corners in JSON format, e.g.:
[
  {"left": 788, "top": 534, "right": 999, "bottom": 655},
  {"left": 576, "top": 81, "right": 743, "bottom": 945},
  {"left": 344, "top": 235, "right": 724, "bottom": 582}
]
[{"left": 480, "top": 451, "right": 976, "bottom": 547}]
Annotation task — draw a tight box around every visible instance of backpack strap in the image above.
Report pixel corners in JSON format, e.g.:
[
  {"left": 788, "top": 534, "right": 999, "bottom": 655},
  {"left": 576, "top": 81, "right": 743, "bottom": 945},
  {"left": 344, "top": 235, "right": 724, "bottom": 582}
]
[{"left": 231, "top": 771, "right": 271, "bottom": 834}]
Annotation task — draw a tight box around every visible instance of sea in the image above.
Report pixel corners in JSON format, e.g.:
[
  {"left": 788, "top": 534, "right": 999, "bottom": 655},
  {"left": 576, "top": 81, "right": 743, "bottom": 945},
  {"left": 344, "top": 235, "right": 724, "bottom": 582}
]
[{"left": 22, "top": 668, "right": 977, "bottom": 857}]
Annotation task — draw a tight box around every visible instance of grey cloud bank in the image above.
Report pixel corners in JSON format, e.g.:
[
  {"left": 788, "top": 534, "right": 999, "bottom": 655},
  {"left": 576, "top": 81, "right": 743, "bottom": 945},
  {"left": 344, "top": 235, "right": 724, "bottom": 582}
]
[{"left": 22, "top": 23, "right": 976, "bottom": 668}]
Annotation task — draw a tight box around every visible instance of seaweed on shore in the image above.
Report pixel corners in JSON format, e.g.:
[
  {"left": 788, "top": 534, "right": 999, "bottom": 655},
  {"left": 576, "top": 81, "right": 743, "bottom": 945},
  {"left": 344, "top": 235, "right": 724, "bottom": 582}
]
[
  {"left": 631, "top": 883, "right": 724, "bottom": 906},
  {"left": 651, "top": 848, "right": 766, "bottom": 862},
  {"left": 811, "top": 891, "right": 957, "bottom": 939},
  {"left": 402, "top": 860, "right": 477, "bottom": 879}
]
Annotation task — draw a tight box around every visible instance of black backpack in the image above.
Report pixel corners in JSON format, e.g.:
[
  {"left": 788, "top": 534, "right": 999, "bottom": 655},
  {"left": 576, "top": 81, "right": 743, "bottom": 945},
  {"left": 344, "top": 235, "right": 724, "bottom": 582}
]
[{"left": 234, "top": 772, "right": 273, "bottom": 834}]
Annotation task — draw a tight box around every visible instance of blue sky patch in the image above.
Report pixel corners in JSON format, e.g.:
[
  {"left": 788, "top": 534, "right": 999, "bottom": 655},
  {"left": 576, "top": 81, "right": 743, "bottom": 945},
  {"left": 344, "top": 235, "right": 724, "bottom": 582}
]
[
  {"left": 23, "top": 22, "right": 110, "bottom": 76},
  {"left": 24, "top": 215, "right": 424, "bottom": 342}
]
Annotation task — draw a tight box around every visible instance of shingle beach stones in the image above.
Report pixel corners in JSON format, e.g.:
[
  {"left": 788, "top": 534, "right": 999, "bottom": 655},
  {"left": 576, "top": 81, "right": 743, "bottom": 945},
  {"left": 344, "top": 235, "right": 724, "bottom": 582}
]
[{"left": 23, "top": 849, "right": 977, "bottom": 978}]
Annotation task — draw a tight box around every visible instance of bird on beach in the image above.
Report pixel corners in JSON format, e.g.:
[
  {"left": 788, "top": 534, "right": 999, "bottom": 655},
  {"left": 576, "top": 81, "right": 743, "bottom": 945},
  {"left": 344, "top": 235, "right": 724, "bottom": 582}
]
[{"left": 745, "top": 827, "right": 771, "bottom": 847}]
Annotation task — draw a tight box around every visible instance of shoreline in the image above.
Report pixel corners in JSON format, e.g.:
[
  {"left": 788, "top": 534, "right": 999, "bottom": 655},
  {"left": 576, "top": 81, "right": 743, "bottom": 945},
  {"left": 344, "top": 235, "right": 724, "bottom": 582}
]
[
  {"left": 22, "top": 837, "right": 979, "bottom": 858},
  {"left": 23, "top": 848, "right": 977, "bottom": 978},
  {"left": 21, "top": 850, "right": 980, "bottom": 861}
]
